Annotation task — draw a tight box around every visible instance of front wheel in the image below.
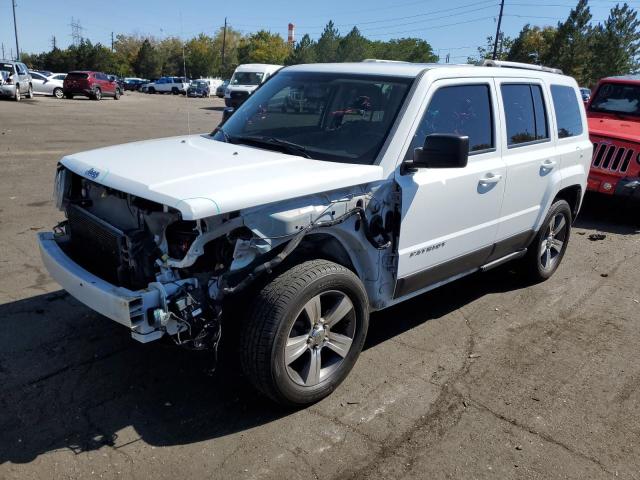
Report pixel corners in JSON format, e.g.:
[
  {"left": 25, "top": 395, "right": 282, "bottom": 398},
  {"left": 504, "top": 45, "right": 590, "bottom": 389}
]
[
  {"left": 53, "top": 87, "right": 64, "bottom": 99},
  {"left": 241, "top": 260, "right": 369, "bottom": 406},
  {"left": 522, "top": 199, "right": 572, "bottom": 282},
  {"left": 14, "top": 87, "right": 21, "bottom": 102},
  {"left": 93, "top": 87, "right": 102, "bottom": 101}
]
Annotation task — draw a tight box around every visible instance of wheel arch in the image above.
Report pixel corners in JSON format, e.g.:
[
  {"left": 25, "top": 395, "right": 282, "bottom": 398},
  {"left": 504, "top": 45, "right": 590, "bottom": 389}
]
[{"left": 552, "top": 184, "right": 582, "bottom": 221}]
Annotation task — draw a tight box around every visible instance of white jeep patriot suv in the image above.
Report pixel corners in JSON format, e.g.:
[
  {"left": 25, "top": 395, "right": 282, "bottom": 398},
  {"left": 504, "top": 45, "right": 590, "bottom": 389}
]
[{"left": 39, "top": 60, "right": 591, "bottom": 406}]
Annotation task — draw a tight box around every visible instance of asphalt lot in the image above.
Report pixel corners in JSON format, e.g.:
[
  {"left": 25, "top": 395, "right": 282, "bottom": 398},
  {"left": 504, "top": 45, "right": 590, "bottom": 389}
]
[{"left": 1, "top": 92, "right": 639, "bottom": 479}]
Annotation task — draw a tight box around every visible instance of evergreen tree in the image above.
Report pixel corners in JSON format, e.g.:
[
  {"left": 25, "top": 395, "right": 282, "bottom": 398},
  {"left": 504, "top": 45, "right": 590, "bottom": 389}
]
[
  {"left": 134, "top": 39, "right": 162, "bottom": 79},
  {"left": 285, "top": 34, "right": 317, "bottom": 65},
  {"left": 547, "top": 0, "right": 593, "bottom": 83},
  {"left": 336, "top": 27, "right": 369, "bottom": 62},
  {"left": 590, "top": 3, "right": 640, "bottom": 83},
  {"left": 315, "top": 21, "right": 340, "bottom": 62}
]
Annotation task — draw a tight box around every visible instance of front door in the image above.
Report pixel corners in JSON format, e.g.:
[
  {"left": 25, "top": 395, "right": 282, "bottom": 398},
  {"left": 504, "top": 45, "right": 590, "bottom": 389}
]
[{"left": 394, "top": 79, "right": 506, "bottom": 299}]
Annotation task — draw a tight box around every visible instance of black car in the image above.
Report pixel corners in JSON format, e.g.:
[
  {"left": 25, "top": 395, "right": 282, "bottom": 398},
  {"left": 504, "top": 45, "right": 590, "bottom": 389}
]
[
  {"left": 187, "top": 80, "right": 210, "bottom": 98},
  {"left": 124, "top": 79, "right": 148, "bottom": 91}
]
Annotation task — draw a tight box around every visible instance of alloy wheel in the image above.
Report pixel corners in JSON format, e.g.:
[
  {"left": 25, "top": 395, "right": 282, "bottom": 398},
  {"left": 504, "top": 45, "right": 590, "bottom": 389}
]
[
  {"left": 285, "top": 290, "right": 356, "bottom": 387},
  {"left": 539, "top": 213, "right": 567, "bottom": 271}
]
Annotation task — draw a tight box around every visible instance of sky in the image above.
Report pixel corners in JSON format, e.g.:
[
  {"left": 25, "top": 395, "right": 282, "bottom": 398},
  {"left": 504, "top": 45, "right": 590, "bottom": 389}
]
[{"left": 1, "top": 0, "right": 636, "bottom": 63}]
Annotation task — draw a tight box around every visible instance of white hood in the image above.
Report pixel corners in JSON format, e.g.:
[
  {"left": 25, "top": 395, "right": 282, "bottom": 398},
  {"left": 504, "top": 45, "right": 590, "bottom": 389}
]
[{"left": 60, "top": 134, "right": 384, "bottom": 220}]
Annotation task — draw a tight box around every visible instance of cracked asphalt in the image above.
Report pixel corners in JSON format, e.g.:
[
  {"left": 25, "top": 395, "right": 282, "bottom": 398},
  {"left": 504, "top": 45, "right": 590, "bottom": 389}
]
[{"left": 1, "top": 93, "right": 639, "bottom": 479}]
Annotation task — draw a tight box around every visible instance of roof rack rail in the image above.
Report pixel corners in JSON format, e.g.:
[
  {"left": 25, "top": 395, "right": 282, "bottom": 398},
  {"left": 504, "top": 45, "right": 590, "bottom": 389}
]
[
  {"left": 362, "top": 59, "right": 408, "bottom": 63},
  {"left": 481, "top": 59, "right": 563, "bottom": 75}
]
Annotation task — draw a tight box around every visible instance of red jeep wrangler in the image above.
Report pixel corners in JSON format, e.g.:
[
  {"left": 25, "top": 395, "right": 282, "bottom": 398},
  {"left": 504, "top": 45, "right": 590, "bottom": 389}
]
[{"left": 587, "top": 76, "right": 640, "bottom": 198}]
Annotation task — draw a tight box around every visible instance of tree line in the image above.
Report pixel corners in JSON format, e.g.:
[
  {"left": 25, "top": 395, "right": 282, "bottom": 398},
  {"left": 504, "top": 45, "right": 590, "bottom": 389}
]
[
  {"left": 21, "top": 0, "right": 639, "bottom": 85},
  {"left": 21, "top": 22, "right": 436, "bottom": 79},
  {"left": 471, "top": 1, "right": 639, "bottom": 86}
]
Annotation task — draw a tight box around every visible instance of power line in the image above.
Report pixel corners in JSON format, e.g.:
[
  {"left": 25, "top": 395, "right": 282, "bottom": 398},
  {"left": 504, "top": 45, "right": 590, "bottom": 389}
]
[{"left": 70, "top": 17, "right": 84, "bottom": 46}]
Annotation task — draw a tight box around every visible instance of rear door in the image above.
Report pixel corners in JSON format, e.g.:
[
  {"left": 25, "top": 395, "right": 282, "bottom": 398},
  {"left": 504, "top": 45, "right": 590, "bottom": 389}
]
[
  {"left": 15, "top": 63, "right": 28, "bottom": 93},
  {"left": 394, "top": 79, "right": 506, "bottom": 298},
  {"left": 493, "top": 79, "right": 559, "bottom": 250}
]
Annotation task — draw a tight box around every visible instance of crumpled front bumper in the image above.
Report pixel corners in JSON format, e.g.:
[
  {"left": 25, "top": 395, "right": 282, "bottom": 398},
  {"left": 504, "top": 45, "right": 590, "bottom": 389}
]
[{"left": 37, "top": 232, "right": 165, "bottom": 343}]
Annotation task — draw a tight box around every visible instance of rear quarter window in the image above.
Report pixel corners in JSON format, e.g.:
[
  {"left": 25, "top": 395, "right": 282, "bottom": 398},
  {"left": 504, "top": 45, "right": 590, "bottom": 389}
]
[{"left": 551, "top": 85, "right": 583, "bottom": 138}]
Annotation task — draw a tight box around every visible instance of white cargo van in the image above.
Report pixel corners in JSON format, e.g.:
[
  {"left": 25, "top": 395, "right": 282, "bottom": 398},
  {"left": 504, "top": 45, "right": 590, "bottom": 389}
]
[{"left": 224, "top": 63, "right": 282, "bottom": 108}]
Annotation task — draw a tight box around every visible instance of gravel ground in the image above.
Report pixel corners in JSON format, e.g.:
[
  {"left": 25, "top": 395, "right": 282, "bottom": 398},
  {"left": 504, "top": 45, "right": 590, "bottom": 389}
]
[{"left": 1, "top": 92, "right": 639, "bottom": 480}]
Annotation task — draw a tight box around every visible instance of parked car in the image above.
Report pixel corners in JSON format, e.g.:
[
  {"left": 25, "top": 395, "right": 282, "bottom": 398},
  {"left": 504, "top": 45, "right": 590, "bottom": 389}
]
[
  {"left": 35, "top": 69, "right": 53, "bottom": 77},
  {"left": 39, "top": 60, "right": 590, "bottom": 406},
  {"left": 0, "top": 60, "right": 33, "bottom": 101},
  {"left": 108, "top": 75, "right": 126, "bottom": 93},
  {"left": 63, "top": 71, "right": 121, "bottom": 100},
  {"left": 585, "top": 76, "right": 640, "bottom": 198},
  {"left": 187, "top": 79, "right": 210, "bottom": 98},
  {"left": 50, "top": 73, "right": 67, "bottom": 81},
  {"left": 225, "top": 63, "right": 282, "bottom": 107},
  {"left": 580, "top": 87, "right": 591, "bottom": 102},
  {"left": 29, "top": 70, "right": 65, "bottom": 98},
  {"left": 147, "top": 76, "right": 189, "bottom": 95},
  {"left": 124, "top": 78, "right": 148, "bottom": 91},
  {"left": 216, "top": 79, "right": 229, "bottom": 98}
]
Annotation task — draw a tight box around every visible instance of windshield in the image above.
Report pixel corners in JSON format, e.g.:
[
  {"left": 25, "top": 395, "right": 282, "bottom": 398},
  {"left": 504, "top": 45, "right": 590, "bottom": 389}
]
[
  {"left": 589, "top": 82, "right": 640, "bottom": 117},
  {"left": 231, "top": 71, "right": 264, "bottom": 86},
  {"left": 214, "top": 71, "right": 413, "bottom": 165},
  {"left": 192, "top": 81, "right": 207, "bottom": 87}
]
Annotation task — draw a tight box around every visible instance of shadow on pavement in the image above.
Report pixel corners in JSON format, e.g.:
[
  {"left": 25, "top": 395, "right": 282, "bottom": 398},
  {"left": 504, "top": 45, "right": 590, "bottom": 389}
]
[
  {"left": 0, "top": 263, "right": 528, "bottom": 464},
  {"left": 575, "top": 193, "right": 640, "bottom": 235}
]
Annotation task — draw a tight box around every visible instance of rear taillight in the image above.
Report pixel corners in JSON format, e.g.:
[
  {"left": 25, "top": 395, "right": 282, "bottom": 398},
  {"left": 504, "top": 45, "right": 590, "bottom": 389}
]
[{"left": 5, "top": 77, "right": 13, "bottom": 84}]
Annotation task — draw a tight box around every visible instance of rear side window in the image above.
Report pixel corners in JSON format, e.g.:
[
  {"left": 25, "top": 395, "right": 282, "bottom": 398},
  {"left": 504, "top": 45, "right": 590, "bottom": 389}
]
[
  {"left": 406, "top": 84, "right": 494, "bottom": 159},
  {"left": 501, "top": 84, "right": 549, "bottom": 146},
  {"left": 551, "top": 85, "right": 584, "bottom": 138}
]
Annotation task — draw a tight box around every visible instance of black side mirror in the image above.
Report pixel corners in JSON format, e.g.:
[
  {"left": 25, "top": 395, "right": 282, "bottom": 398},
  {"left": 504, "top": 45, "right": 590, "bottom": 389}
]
[
  {"left": 402, "top": 134, "right": 469, "bottom": 173},
  {"left": 221, "top": 107, "right": 235, "bottom": 125}
]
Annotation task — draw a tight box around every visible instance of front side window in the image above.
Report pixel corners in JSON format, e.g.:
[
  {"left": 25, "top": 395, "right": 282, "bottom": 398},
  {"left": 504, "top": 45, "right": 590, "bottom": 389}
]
[
  {"left": 589, "top": 82, "right": 640, "bottom": 117},
  {"left": 551, "top": 85, "right": 584, "bottom": 138},
  {"left": 215, "top": 71, "right": 413, "bottom": 165},
  {"left": 501, "top": 84, "right": 549, "bottom": 146},
  {"left": 231, "top": 72, "right": 264, "bottom": 86},
  {"left": 405, "top": 84, "right": 494, "bottom": 160}
]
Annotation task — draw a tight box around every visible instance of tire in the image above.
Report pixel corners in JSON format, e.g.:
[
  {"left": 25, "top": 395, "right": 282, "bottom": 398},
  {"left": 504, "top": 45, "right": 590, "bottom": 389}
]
[
  {"left": 171, "top": 87, "right": 179, "bottom": 95},
  {"left": 148, "top": 87, "right": 155, "bottom": 94},
  {"left": 14, "top": 87, "right": 21, "bottom": 102},
  {"left": 522, "top": 199, "right": 572, "bottom": 282},
  {"left": 241, "top": 259, "right": 369, "bottom": 406},
  {"left": 26, "top": 84, "right": 33, "bottom": 99},
  {"left": 93, "top": 87, "right": 102, "bottom": 101},
  {"left": 114, "top": 88, "right": 121, "bottom": 100},
  {"left": 64, "top": 93, "right": 73, "bottom": 99},
  {"left": 53, "top": 87, "right": 64, "bottom": 99}
]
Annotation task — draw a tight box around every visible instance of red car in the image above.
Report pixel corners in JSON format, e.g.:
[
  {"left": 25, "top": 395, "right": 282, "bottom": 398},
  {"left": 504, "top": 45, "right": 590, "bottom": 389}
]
[
  {"left": 63, "top": 71, "right": 121, "bottom": 101},
  {"left": 586, "top": 76, "right": 640, "bottom": 199}
]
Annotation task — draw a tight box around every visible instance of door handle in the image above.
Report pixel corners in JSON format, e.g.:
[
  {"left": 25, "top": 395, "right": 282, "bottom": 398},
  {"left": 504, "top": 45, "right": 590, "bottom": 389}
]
[
  {"left": 479, "top": 173, "right": 502, "bottom": 185},
  {"left": 541, "top": 159, "right": 557, "bottom": 169}
]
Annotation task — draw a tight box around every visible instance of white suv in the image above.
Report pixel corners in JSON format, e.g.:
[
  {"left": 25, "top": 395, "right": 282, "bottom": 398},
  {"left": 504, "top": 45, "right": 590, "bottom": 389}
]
[
  {"left": 38, "top": 60, "right": 591, "bottom": 406},
  {"left": 147, "top": 76, "right": 189, "bottom": 95}
]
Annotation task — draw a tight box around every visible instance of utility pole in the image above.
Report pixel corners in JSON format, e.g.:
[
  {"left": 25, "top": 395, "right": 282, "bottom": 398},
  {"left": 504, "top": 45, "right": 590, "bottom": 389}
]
[
  {"left": 221, "top": 17, "right": 227, "bottom": 75},
  {"left": 111, "top": 32, "right": 114, "bottom": 52},
  {"left": 492, "top": 0, "right": 505, "bottom": 60},
  {"left": 1, "top": 43, "right": 5, "bottom": 59},
  {"left": 12, "top": 0, "right": 20, "bottom": 61}
]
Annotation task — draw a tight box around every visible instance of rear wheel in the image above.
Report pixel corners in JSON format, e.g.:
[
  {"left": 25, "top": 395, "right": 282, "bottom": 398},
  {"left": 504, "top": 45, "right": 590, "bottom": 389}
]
[
  {"left": 114, "top": 88, "right": 121, "bottom": 100},
  {"left": 26, "top": 84, "right": 33, "bottom": 99},
  {"left": 241, "top": 260, "right": 369, "bottom": 406},
  {"left": 522, "top": 199, "right": 572, "bottom": 282},
  {"left": 148, "top": 87, "right": 155, "bottom": 94},
  {"left": 171, "top": 87, "right": 179, "bottom": 95},
  {"left": 53, "top": 87, "right": 64, "bottom": 99},
  {"left": 64, "top": 93, "right": 73, "bottom": 99}
]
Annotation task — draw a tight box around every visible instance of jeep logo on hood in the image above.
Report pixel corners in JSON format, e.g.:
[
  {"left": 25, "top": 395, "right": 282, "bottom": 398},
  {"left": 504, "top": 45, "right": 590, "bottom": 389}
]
[{"left": 84, "top": 168, "right": 100, "bottom": 179}]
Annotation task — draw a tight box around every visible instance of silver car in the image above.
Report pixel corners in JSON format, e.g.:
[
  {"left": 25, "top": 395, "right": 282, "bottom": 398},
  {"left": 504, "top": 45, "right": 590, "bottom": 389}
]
[
  {"left": 0, "top": 60, "right": 33, "bottom": 101},
  {"left": 30, "top": 71, "right": 65, "bottom": 98}
]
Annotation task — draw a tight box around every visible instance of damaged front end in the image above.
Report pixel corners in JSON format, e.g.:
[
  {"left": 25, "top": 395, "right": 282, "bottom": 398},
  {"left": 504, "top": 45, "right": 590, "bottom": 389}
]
[{"left": 41, "top": 167, "right": 396, "bottom": 366}]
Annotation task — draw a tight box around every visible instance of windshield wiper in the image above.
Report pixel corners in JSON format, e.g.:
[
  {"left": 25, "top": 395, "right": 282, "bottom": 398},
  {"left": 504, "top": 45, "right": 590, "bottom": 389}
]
[{"left": 230, "top": 135, "right": 312, "bottom": 158}]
